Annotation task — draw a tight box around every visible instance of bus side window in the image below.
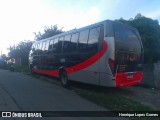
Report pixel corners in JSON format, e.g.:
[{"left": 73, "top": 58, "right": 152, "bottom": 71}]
[
  {"left": 35, "top": 43, "right": 39, "bottom": 55},
  {"left": 63, "top": 34, "right": 71, "bottom": 53},
  {"left": 44, "top": 40, "right": 50, "bottom": 54},
  {"left": 32, "top": 43, "right": 35, "bottom": 50},
  {"left": 33, "top": 43, "right": 37, "bottom": 55},
  {"left": 38, "top": 42, "right": 43, "bottom": 55},
  {"left": 42, "top": 41, "right": 46, "bottom": 54},
  {"left": 30, "top": 43, "right": 35, "bottom": 55},
  {"left": 78, "top": 29, "right": 89, "bottom": 53},
  {"left": 52, "top": 38, "right": 59, "bottom": 54},
  {"left": 58, "top": 36, "right": 64, "bottom": 53},
  {"left": 48, "top": 39, "right": 54, "bottom": 54},
  {"left": 70, "top": 33, "right": 79, "bottom": 53},
  {"left": 29, "top": 44, "right": 34, "bottom": 56},
  {"left": 88, "top": 27, "right": 100, "bottom": 53}
]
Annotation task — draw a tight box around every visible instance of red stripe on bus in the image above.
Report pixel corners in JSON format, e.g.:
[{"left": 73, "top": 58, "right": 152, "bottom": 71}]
[
  {"left": 66, "top": 41, "right": 108, "bottom": 74},
  {"left": 33, "top": 41, "right": 108, "bottom": 76},
  {"left": 33, "top": 68, "right": 59, "bottom": 76},
  {"left": 115, "top": 71, "right": 143, "bottom": 87}
]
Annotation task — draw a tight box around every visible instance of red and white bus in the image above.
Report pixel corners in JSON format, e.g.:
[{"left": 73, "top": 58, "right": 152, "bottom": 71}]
[{"left": 29, "top": 20, "right": 143, "bottom": 87}]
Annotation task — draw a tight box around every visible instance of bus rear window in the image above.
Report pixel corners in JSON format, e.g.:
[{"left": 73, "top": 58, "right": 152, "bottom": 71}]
[
  {"left": 113, "top": 21, "right": 143, "bottom": 72},
  {"left": 113, "top": 22, "right": 141, "bottom": 54}
]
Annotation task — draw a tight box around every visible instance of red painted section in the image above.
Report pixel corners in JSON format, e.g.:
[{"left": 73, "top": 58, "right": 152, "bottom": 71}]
[
  {"left": 33, "top": 41, "right": 108, "bottom": 77},
  {"left": 66, "top": 41, "right": 108, "bottom": 74},
  {"left": 33, "top": 68, "right": 59, "bottom": 77},
  {"left": 115, "top": 71, "right": 143, "bottom": 87}
]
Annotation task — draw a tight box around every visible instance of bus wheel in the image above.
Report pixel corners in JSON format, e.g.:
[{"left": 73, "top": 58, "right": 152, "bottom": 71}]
[{"left": 59, "top": 71, "right": 70, "bottom": 88}]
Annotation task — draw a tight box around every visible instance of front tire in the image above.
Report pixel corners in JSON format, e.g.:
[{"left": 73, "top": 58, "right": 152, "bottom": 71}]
[{"left": 59, "top": 71, "right": 70, "bottom": 88}]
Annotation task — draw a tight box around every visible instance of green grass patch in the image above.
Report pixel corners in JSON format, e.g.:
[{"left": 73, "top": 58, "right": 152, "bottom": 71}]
[
  {"left": 78, "top": 89, "right": 152, "bottom": 111},
  {"left": 14, "top": 65, "right": 30, "bottom": 73},
  {"left": 76, "top": 89, "right": 159, "bottom": 120}
]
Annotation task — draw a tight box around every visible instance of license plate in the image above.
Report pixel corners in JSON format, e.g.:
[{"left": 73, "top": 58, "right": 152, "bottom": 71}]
[{"left": 127, "top": 73, "right": 133, "bottom": 78}]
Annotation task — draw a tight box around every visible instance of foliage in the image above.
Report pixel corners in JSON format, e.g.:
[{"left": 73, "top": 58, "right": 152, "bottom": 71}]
[
  {"left": 1, "top": 54, "right": 9, "bottom": 61},
  {"left": 78, "top": 89, "right": 152, "bottom": 111},
  {"left": 34, "top": 25, "right": 63, "bottom": 41},
  {"left": 8, "top": 25, "right": 63, "bottom": 65},
  {"left": 8, "top": 40, "right": 33, "bottom": 65},
  {"left": 117, "top": 13, "right": 160, "bottom": 63},
  {"left": 14, "top": 64, "right": 30, "bottom": 73}
]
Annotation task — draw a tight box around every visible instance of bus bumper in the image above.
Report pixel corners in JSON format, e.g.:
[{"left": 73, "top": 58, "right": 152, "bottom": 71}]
[{"left": 115, "top": 71, "right": 143, "bottom": 87}]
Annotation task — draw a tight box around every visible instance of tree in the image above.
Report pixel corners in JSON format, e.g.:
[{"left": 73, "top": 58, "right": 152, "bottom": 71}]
[
  {"left": 8, "top": 24, "right": 64, "bottom": 65},
  {"left": 34, "top": 25, "right": 63, "bottom": 41},
  {"left": 117, "top": 14, "right": 160, "bottom": 63},
  {"left": 1, "top": 54, "right": 9, "bottom": 61},
  {"left": 8, "top": 40, "right": 33, "bottom": 65},
  {"left": 134, "top": 13, "right": 143, "bottom": 19}
]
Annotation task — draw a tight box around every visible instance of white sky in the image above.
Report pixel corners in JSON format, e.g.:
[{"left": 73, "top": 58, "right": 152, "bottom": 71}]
[{"left": 0, "top": 0, "right": 160, "bottom": 55}]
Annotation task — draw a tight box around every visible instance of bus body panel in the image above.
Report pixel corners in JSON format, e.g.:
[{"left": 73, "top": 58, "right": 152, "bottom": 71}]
[
  {"left": 68, "top": 67, "right": 99, "bottom": 85},
  {"left": 99, "top": 37, "right": 116, "bottom": 87},
  {"left": 67, "top": 37, "right": 105, "bottom": 85},
  {"left": 99, "top": 73, "right": 115, "bottom": 87},
  {"left": 66, "top": 49, "right": 100, "bottom": 85}
]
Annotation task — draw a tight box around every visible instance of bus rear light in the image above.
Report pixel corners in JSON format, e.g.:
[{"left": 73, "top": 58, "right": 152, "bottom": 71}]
[{"left": 108, "top": 58, "right": 115, "bottom": 74}]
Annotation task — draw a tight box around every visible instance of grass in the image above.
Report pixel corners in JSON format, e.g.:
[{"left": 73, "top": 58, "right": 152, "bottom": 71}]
[
  {"left": 77, "top": 89, "right": 152, "bottom": 111},
  {"left": 14, "top": 65, "right": 30, "bottom": 73},
  {"left": 74, "top": 88, "right": 159, "bottom": 120}
]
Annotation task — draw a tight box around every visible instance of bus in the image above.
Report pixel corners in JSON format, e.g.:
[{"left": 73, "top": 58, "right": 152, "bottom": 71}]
[{"left": 29, "top": 20, "right": 143, "bottom": 87}]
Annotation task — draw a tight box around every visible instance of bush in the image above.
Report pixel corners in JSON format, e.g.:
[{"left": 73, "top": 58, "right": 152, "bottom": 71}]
[{"left": 14, "top": 65, "right": 29, "bottom": 73}]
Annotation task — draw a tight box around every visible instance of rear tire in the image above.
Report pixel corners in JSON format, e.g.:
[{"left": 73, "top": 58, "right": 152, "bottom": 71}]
[{"left": 59, "top": 71, "right": 70, "bottom": 88}]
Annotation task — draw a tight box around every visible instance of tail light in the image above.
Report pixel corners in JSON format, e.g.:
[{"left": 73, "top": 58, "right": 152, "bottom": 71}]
[{"left": 108, "top": 58, "right": 115, "bottom": 74}]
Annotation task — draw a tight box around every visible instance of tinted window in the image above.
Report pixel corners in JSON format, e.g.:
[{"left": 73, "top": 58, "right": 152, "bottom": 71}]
[
  {"left": 34, "top": 43, "right": 37, "bottom": 50},
  {"left": 32, "top": 43, "right": 36, "bottom": 50},
  {"left": 44, "top": 40, "right": 50, "bottom": 54},
  {"left": 48, "top": 39, "right": 54, "bottom": 53},
  {"left": 30, "top": 43, "right": 35, "bottom": 56},
  {"left": 64, "top": 34, "right": 71, "bottom": 41},
  {"left": 113, "top": 22, "right": 141, "bottom": 53},
  {"left": 78, "top": 29, "right": 89, "bottom": 52},
  {"left": 38, "top": 42, "right": 43, "bottom": 55},
  {"left": 88, "top": 27, "right": 100, "bottom": 52},
  {"left": 63, "top": 34, "right": 71, "bottom": 53},
  {"left": 59, "top": 36, "right": 64, "bottom": 41},
  {"left": 36, "top": 43, "right": 39, "bottom": 49},
  {"left": 52, "top": 38, "right": 59, "bottom": 54},
  {"left": 39, "top": 42, "right": 43, "bottom": 50},
  {"left": 70, "top": 33, "right": 79, "bottom": 53},
  {"left": 33, "top": 43, "right": 38, "bottom": 55},
  {"left": 42, "top": 41, "right": 46, "bottom": 51},
  {"left": 113, "top": 22, "right": 143, "bottom": 72},
  {"left": 35, "top": 43, "right": 39, "bottom": 55},
  {"left": 58, "top": 37, "right": 64, "bottom": 53}
]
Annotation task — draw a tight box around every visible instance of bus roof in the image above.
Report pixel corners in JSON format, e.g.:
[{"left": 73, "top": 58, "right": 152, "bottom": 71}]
[
  {"left": 34, "top": 19, "right": 138, "bottom": 43},
  {"left": 34, "top": 19, "right": 112, "bottom": 43}
]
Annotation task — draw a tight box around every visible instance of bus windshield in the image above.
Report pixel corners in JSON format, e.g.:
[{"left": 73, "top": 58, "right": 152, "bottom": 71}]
[{"left": 113, "top": 21, "right": 143, "bottom": 72}]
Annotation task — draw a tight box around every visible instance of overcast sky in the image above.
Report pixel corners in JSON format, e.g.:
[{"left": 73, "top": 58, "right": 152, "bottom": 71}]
[{"left": 0, "top": 0, "right": 160, "bottom": 55}]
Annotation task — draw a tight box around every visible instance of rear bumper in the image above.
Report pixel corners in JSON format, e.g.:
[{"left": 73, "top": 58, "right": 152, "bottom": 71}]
[{"left": 115, "top": 71, "right": 143, "bottom": 87}]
